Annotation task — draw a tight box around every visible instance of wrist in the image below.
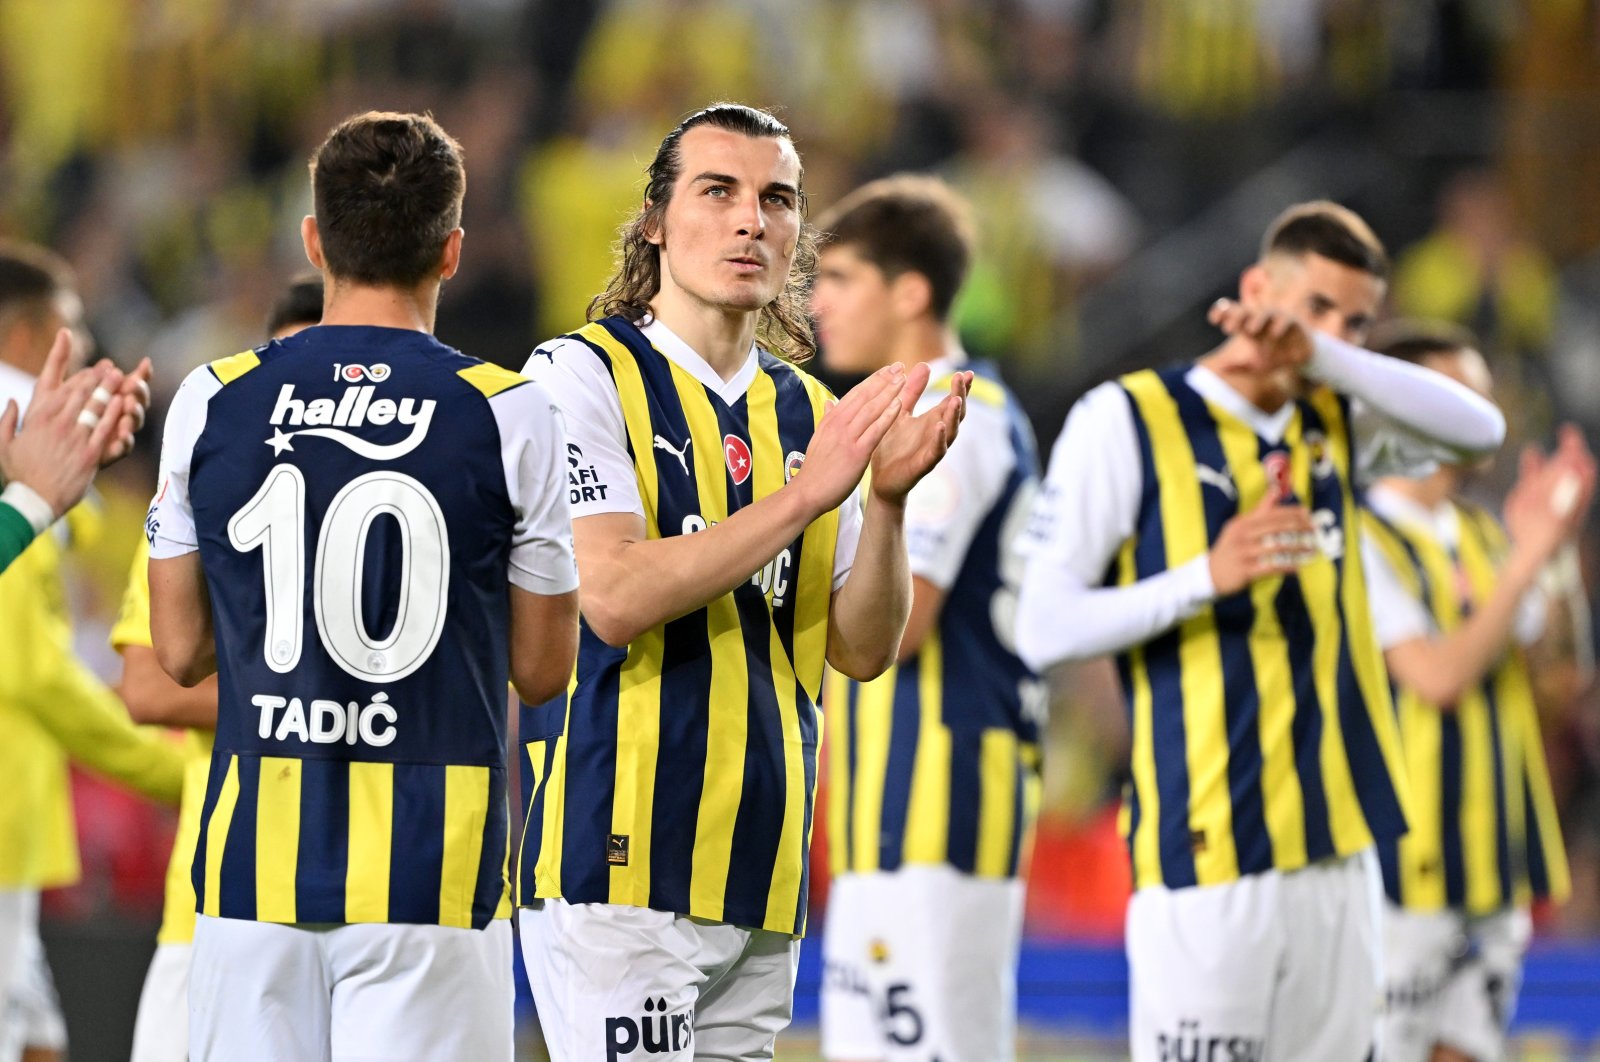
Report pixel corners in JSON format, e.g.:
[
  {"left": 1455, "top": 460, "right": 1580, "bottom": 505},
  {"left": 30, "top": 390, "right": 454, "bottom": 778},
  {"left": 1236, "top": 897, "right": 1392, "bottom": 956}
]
[{"left": 1, "top": 481, "right": 58, "bottom": 533}]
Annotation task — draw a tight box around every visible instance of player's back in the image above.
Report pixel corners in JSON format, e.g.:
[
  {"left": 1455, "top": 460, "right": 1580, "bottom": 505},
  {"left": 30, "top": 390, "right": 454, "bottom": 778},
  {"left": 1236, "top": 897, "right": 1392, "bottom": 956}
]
[{"left": 162, "top": 324, "right": 546, "bottom": 928}]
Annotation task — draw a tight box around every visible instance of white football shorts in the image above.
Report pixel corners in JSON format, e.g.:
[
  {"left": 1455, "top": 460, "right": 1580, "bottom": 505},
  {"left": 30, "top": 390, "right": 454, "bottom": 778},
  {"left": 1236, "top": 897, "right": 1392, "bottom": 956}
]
[
  {"left": 820, "top": 864, "right": 1024, "bottom": 1062},
  {"left": 1126, "top": 849, "right": 1383, "bottom": 1062},
  {"left": 520, "top": 898, "right": 800, "bottom": 1062},
  {"left": 188, "top": 914, "right": 512, "bottom": 1062}
]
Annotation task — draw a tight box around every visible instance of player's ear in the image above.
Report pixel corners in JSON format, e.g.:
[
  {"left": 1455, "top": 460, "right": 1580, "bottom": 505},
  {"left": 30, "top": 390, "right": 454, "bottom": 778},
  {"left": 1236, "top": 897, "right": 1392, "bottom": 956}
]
[
  {"left": 438, "top": 228, "right": 464, "bottom": 282},
  {"left": 301, "top": 216, "right": 326, "bottom": 271},
  {"left": 891, "top": 270, "right": 933, "bottom": 323},
  {"left": 642, "top": 200, "right": 665, "bottom": 247},
  {"left": 1239, "top": 263, "right": 1270, "bottom": 305}
]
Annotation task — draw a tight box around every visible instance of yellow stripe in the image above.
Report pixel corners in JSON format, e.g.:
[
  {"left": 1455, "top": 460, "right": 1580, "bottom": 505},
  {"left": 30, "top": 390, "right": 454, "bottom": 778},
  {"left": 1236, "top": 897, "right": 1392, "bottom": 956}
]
[
  {"left": 975, "top": 729, "right": 1020, "bottom": 877},
  {"left": 749, "top": 371, "right": 809, "bottom": 932},
  {"left": 254, "top": 757, "right": 301, "bottom": 923},
  {"left": 901, "top": 632, "right": 951, "bottom": 865},
  {"left": 200, "top": 756, "right": 240, "bottom": 918},
  {"left": 825, "top": 669, "right": 851, "bottom": 876},
  {"left": 792, "top": 368, "right": 841, "bottom": 702},
  {"left": 344, "top": 762, "right": 394, "bottom": 923},
  {"left": 456, "top": 361, "right": 527, "bottom": 399},
  {"left": 515, "top": 741, "right": 548, "bottom": 906},
  {"left": 440, "top": 765, "right": 490, "bottom": 928},
  {"left": 1125, "top": 371, "right": 1236, "bottom": 884},
  {"left": 668, "top": 361, "right": 747, "bottom": 922},
  {"left": 208, "top": 349, "right": 260, "bottom": 385},
  {"left": 850, "top": 666, "right": 896, "bottom": 873},
  {"left": 534, "top": 735, "right": 569, "bottom": 897},
  {"left": 1284, "top": 411, "right": 1369, "bottom": 856},
  {"left": 1316, "top": 391, "right": 1410, "bottom": 826},
  {"left": 1211, "top": 411, "right": 1307, "bottom": 869},
  {"left": 1118, "top": 536, "right": 1163, "bottom": 887}
]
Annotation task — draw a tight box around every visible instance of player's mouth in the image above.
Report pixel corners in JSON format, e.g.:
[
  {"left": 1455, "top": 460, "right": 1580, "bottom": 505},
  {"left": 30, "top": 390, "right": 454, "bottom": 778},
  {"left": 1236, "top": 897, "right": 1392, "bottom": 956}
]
[{"left": 726, "top": 255, "right": 766, "bottom": 273}]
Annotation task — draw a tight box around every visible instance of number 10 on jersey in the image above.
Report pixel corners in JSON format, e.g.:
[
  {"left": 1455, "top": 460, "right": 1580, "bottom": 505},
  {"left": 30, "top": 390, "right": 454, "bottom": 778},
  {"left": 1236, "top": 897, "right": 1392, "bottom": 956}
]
[{"left": 227, "top": 463, "right": 452, "bottom": 683}]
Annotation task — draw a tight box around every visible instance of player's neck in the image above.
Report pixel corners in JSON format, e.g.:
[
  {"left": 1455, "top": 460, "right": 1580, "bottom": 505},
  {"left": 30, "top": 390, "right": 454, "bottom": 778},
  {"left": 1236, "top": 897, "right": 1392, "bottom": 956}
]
[
  {"left": 320, "top": 281, "right": 438, "bottom": 334},
  {"left": 886, "top": 320, "right": 955, "bottom": 369},
  {"left": 1200, "top": 338, "right": 1293, "bottom": 415},
  {"left": 647, "top": 288, "right": 757, "bottom": 383}
]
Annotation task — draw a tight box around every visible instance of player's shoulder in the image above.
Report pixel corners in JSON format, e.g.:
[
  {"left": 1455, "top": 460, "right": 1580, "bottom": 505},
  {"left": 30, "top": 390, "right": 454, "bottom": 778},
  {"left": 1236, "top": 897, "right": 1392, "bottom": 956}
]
[{"left": 757, "top": 349, "right": 835, "bottom": 407}]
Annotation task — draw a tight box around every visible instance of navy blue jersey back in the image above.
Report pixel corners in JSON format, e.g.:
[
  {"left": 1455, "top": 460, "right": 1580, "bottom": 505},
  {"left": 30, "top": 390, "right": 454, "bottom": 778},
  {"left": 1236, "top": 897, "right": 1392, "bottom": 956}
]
[{"left": 188, "top": 326, "right": 516, "bottom": 767}]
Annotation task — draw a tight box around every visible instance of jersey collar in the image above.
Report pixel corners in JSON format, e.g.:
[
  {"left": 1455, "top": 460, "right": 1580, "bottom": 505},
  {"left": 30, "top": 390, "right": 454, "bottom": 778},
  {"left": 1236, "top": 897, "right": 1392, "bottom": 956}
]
[
  {"left": 1186, "top": 364, "right": 1296, "bottom": 444},
  {"left": 639, "top": 318, "right": 760, "bottom": 406},
  {"left": 1366, "top": 481, "right": 1461, "bottom": 548}
]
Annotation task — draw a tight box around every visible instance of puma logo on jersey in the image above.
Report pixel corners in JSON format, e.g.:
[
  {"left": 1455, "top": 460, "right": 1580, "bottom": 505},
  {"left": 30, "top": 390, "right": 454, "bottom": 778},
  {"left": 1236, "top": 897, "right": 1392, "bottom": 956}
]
[
  {"left": 654, "top": 434, "right": 691, "bottom": 474},
  {"left": 267, "top": 384, "right": 435, "bottom": 460},
  {"left": 1195, "top": 464, "right": 1238, "bottom": 500}
]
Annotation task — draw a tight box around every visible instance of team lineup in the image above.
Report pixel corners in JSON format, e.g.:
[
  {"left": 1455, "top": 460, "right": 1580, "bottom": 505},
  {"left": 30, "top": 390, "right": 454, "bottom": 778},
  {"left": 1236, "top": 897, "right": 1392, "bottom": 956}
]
[{"left": 0, "top": 99, "right": 1591, "bottom": 1061}]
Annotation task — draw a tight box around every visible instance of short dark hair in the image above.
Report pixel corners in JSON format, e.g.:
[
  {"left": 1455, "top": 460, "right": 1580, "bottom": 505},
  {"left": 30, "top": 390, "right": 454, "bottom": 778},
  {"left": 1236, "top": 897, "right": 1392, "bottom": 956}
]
[
  {"left": 266, "top": 273, "right": 324, "bottom": 337},
  {"left": 590, "top": 103, "right": 818, "bottom": 362},
  {"left": 309, "top": 111, "right": 465, "bottom": 288},
  {"left": 0, "top": 241, "right": 74, "bottom": 326},
  {"left": 1368, "top": 318, "right": 1480, "bottom": 365},
  {"left": 1261, "top": 201, "right": 1390, "bottom": 280},
  {"left": 814, "top": 175, "right": 975, "bottom": 322}
]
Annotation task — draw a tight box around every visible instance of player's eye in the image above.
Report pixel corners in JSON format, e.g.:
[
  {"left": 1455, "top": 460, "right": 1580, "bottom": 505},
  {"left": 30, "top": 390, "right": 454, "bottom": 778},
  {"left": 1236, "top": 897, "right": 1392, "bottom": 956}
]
[
  {"left": 705, "top": 186, "right": 730, "bottom": 198},
  {"left": 763, "top": 193, "right": 795, "bottom": 209}
]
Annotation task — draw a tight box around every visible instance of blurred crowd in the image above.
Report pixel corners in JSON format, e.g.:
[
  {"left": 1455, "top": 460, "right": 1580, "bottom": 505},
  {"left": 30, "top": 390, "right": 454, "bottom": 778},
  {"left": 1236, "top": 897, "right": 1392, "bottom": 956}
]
[{"left": 5, "top": 0, "right": 1600, "bottom": 944}]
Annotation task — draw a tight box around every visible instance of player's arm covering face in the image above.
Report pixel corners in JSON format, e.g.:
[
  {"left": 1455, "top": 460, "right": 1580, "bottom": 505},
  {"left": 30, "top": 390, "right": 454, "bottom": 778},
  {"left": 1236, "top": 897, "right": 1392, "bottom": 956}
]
[{"left": 148, "top": 338, "right": 577, "bottom": 929}]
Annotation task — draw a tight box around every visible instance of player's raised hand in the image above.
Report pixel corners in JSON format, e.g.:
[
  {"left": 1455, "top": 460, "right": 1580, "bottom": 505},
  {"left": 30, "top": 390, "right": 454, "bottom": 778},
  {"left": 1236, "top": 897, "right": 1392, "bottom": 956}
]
[
  {"left": 1206, "top": 298, "right": 1314, "bottom": 376},
  {"left": 0, "top": 330, "right": 127, "bottom": 518},
  {"left": 1506, "top": 425, "right": 1597, "bottom": 562},
  {"left": 868, "top": 368, "right": 971, "bottom": 505},
  {"left": 100, "top": 355, "right": 153, "bottom": 465},
  {"left": 788, "top": 362, "right": 907, "bottom": 517},
  {"left": 1207, "top": 492, "right": 1319, "bottom": 597}
]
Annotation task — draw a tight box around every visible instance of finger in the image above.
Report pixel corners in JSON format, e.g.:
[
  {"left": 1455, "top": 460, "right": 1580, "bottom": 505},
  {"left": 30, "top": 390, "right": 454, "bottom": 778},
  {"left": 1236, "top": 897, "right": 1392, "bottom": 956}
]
[
  {"left": 120, "top": 359, "right": 154, "bottom": 407},
  {"left": 34, "top": 328, "right": 75, "bottom": 394},
  {"left": 87, "top": 394, "right": 123, "bottom": 459},
  {"left": 0, "top": 400, "right": 17, "bottom": 445},
  {"left": 1208, "top": 298, "right": 1237, "bottom": 327},
  {"left": 54, "top": 367, "right": 101, "bottom": 426},
  {"left": 898, "top": 362, "right": 931, "bottom": 407},
  {"left": 1519, "top": 444, "right": 1543, "bottom": 483},
  {"left": 862, "top": 393, "right": 903, "bottom": 452},
  {"left": 837, "top": 364, "right": 904, "bottom": 428}
]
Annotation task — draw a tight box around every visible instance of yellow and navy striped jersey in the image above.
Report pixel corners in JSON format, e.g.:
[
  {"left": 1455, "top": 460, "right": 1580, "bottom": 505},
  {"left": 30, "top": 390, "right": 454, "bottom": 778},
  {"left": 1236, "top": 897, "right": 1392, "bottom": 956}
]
[
  {"left": 110, "top": 536, "right": 214, "bottom": 945},
  {"left": 826, "top": 363, "right": 1044, "bottom": 880},
  {"left": 1364, "top": 504, "right": 1569, "bottom": 914},
  {"left": 152, "top": 327, "right": 569, "bottom": 929},
  {"left": 518, "top": 317, "right": 839, "bottom": 936},
  {"left": 1112, "top": 366, "right": 1410, "bottom": 890}
]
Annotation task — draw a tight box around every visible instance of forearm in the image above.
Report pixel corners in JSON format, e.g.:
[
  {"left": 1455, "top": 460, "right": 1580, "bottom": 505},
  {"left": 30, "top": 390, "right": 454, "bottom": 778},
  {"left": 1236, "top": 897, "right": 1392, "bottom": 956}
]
[
  {"left": 118, "top": 645, "right": 218, "bottom": 729},
  {"left": 39, "top": 660, "right": 185, "bottom": 804},
  {"left": 1307, "top": 334, "right": 1505, "bottom": 455},
  {"left": 1390, "top": 549, "right": 1543, "bottom": 707},
  {"left": 148, "top": 553, "right": 217, "bottom": 685},
  {"left": 579, "top": 486, "right": 819, "bottom": 646},
  {"left": 0, "top": 484, "right": 55, "bottom": 575},
  {"left": 827, "top": 495, "right": 912, "bottom": 679},
  {"left": 1017, "top": 554, "right": 1215, "bottom": 669}
]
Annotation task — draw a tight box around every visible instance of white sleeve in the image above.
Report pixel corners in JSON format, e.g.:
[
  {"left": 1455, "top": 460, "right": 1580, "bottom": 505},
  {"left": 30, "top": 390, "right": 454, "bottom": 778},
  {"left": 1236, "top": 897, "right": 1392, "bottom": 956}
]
[
  {"left": 830, "top": 483, "right": 863, "bottom": 591},
  {"left": 490, "top": 380, "right": 579, "bottom": 596},
  {"left": 1305, "top": 332, "right": 1507, "bottom": 464},
  {"left": 522, "top": 338, "right": 643, "bottom": 520},
  {"left": 902, "top": 398, "right": 1013, "bottom": 590},
  {"left": 1514, "top": 585, "right": 1548, "bottom": 647},
  {"left": 147, "top": 366, "right": 220, "bottom": 559},
  {"left": 1015, "top": 382, "right": 1218, "bottom": 669},
  {"left": 1358, "top": 532, "right": 1434, "bottom": 649}
]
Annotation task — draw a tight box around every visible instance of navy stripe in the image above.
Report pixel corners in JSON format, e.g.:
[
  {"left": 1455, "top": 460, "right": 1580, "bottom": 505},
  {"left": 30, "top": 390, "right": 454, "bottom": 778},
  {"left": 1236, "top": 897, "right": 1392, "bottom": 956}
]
[
  {"left": 946, "top": 733, "right": 982, "bottom": 873},
  {"left": 794, "top": 670, "right": 820, "bottom": 933},
  {"left": 1524, "top": 772, "right": 1551, "bottom": 898},
  {"left": 388, "top": 763, "right": 445, "bottom": 924},
  {"left": 1167, "top": 376, "right": 1273, "bottom": 875},
  {"left": 843, "top": 681, "right": 860, "bottom": 868},
  {"left": 558, "top": 627, "right": 623, "bottom": 903},
  {"left": 1378, "top": 833, "right": 1404, "bottom": 905},
  {"left": 218, "top": 756, "right": 261, "bottom": 920},
  {"left": 517, "top": 737, "right": 555, "bottom": 901},
  {"left": 295, "top": 758, "right": 350, "bottom": 923},
  {"left": 1439, "top": 715, "right": 1467, "bottom": 906},
  {"left": 1482, "top": 682, "right": 1513, "bottom": 908},
  {"left": 876, "top": 672, "right": 919, "bottom": 870},
  {"left": 190, "top": 750, "right": 226, "bottom": 915},
  {"left": 648, "top": 610, "right": 713, "bottom": 913}
]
